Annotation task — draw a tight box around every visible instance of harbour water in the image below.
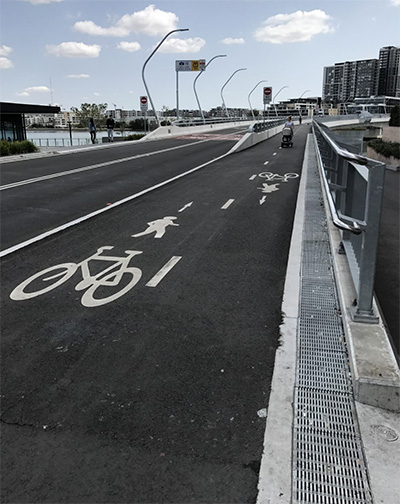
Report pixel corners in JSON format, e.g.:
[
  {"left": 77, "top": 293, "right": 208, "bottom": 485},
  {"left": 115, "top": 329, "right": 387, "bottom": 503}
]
[{"left": 26, "top": 129, "right": 143, "bottom": 147}]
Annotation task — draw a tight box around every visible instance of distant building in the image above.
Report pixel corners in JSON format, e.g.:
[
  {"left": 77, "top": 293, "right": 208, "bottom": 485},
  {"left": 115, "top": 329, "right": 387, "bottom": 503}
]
[
  {"left": 323, "top": 45, "right": 400, "bottom": 105},
  {"left": 323, "top": 59, "right": 379, "bottom": 103},
  {"left": 378, "top": 46, "right": 400, "bottom": 97}
]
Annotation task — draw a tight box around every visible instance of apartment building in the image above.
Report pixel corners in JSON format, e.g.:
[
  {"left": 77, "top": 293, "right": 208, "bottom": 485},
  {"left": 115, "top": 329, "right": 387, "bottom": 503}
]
[{"left": 322, "top": 45, "right": 400, "bottom": 104}]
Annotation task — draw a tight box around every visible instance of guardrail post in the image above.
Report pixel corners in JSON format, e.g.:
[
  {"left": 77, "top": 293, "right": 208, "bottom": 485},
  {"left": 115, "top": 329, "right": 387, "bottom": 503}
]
[{"left": 351, "top": 161, "right": 386, "bottom": 322}]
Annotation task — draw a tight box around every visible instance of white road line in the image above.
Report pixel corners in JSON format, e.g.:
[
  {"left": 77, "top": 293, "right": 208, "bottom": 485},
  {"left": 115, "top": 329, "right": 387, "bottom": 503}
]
[
  {"left": 263, "top": 161, "right": 269, "bottom": 166},
  {"left": 221, "top": 199, "right": 235, "bottom": 210},
  {"left": 0, "top": 140, "right": 210, "bottom": 191},
  {"left": 249, "top": 175, "right": 257, "bottom": 180},
  {"left": 273, "top": 152, "right": 277, "bottom": 156},
  {"left": 0, "top": 153, "right": 230, "bottom": 258},
  {"left": 145, "top": 256, "right": 182, "bottom": 287}
]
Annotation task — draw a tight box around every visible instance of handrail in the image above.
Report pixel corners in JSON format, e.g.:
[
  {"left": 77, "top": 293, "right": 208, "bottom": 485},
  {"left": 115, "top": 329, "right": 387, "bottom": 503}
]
[
  {"left": 315, "top": 121, "right": 369, "bottom": 166},
  {"left": 313, "top": 121, "right": 362, "bottom": 234}
]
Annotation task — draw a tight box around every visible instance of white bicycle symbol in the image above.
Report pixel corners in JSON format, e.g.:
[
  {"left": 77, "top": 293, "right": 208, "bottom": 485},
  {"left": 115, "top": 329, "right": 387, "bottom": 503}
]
[
  {"left": 10, "top": 246, "right": 143, "bottom": 307},
  {"left": 258, "top": 172, "right": 299, "bottom": 182}
]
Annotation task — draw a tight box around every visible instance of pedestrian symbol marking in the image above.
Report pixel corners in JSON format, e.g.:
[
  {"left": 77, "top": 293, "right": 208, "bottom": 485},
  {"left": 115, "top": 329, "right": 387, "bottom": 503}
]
[{"left": 132, "top": 216, "right": 179, "bottom": 239}]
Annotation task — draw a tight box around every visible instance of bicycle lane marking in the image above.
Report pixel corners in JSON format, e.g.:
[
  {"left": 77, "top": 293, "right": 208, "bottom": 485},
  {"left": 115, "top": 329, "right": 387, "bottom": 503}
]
[
  {"left": 0, "top": 139, "right": 210, "bottom": 191},
  {"left": 0, "top": 152, "right": 230, "bottom": 258}
]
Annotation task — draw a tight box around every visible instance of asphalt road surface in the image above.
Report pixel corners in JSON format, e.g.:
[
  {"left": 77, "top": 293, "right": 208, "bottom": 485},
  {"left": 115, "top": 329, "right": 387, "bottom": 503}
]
[{"left": 1, "top": 126, "right": 309, "bottom": 503}]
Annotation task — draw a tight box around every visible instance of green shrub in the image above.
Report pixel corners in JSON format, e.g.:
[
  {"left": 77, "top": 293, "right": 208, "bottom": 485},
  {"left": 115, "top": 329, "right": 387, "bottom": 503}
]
[
  {"left": 0, "top": 140, "right": 10, "bottom": 156},
  {"left": 389, "top": 105, "right": 400, "bottom": 127},
  {"left": 0, "top": 139, "right": 38, "bottom": 156},
  {"left": 368, "top": 138, "right": 400, "bottom": 160},
  {"left": 123, "top": 134, "right": 146, "bottom": 141}
]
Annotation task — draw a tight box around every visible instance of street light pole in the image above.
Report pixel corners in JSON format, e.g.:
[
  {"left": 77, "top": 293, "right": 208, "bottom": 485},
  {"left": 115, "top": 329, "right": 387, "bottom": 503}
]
[
  {"left": 220, "top": 68, "right": 247, "bottom": 118},
  {"left": 193, "top": 54, "right": 227, "bottom": 124},
  {"left": 141, "top": 28, "right": 189, "bottom": 127},
  {"left": 248, "top": 80, "right": 268, "bottom": 121},
  {"left": 272, "top": 86, "right": 289, "bottom": 117},
  {"left": 297, "top": 89, "right": 310, "bottom": 117}
]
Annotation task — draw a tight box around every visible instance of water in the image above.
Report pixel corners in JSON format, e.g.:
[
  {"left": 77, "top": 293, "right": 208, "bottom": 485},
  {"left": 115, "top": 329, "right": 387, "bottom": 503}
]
[{"left": 26, "top": 129, "right": 143, "bottom": 147}]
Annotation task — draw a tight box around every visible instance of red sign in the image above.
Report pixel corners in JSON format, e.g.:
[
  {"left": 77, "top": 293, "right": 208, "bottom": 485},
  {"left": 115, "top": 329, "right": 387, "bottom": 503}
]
[
  {"left": 263, "top": 87, "right": 272, "bottom": 104},
  {"left": 140, "top": 95, "right": 148, "bottom": 112}
]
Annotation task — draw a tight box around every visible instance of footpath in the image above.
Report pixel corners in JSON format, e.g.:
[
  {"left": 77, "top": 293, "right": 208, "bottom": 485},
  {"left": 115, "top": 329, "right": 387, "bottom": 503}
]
[{"left": 257, "top": 134, "right": 399, "bottom": 504}]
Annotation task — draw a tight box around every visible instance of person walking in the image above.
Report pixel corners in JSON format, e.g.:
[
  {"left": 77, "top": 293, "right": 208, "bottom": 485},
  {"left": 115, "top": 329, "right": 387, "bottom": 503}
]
[
  {"left": 106, "top": 115, "right": 115, "bottom": 142},
  {"left": 89, "top": 117, "right": 96, "bottom": 144}
]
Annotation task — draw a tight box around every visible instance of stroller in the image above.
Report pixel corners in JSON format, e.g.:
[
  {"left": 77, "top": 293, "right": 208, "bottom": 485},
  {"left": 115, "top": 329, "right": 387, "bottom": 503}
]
[{"left": 281, "top": 127, "right": 293, "bottom": 148}]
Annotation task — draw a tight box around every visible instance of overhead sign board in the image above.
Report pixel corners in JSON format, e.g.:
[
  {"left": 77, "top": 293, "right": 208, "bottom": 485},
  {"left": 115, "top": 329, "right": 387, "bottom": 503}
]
[
  {"left": 263, "top": 87, "right": 272, "bottom": 104},
  {"left": 176, "top": 60, "right": 206, "bottom": 72},
  {"left": 140, "top": 95, "right": 148, "bottom": 112}
]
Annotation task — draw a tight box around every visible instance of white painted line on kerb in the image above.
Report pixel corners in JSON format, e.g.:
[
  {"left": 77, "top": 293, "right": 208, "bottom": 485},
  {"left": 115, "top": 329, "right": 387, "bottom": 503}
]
[
  {"left": 146, "top": 256, "right": 182, "bottom": 287},
  {"left": 249, "top": 175, "right": 257, "bottom": 180},
  {"left": 221, "top": 199, "right": 235, "bottom": 210},
  {"left": 0, "top": 140, "right": 210, "bottom": 191},
  {"left": 0, "top": 153, "right": 230, "bottom": 258}
]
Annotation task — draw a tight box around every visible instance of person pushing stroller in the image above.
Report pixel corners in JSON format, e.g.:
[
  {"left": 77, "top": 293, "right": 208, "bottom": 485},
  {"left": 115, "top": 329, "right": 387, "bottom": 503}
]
[{"left": 281, "top": 115, "right": 294, "bottom": 148}]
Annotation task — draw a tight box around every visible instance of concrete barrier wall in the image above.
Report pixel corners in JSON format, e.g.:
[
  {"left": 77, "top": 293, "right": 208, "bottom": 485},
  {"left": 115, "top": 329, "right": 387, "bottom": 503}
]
[
  {"left": 228, "top": 124, "right": 283, "bottom": 154},
  {"left": 142, "top": 121, "right": 253, "bottom": 141}
]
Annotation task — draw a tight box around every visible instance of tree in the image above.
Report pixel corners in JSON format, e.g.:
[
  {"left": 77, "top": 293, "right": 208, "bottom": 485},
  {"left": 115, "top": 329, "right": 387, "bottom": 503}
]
[{"left": 71, "top": 103, "right": 108, "bottom": 128}]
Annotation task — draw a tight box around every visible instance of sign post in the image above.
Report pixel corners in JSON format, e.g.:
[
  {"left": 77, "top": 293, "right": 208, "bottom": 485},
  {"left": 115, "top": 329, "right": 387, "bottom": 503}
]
[
  {"left": 263, "top": 87, "right": 272, "bottom": 123},
  {"left": 175, "top": 60, "right": 206, "bottom": 120},
  {"left": 140, "top": 96, "right": 148, "bottom": 133}
]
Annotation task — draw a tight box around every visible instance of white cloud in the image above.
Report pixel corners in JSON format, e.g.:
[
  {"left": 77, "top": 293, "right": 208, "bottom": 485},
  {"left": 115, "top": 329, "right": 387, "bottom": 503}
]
[
  {"left": 17, "top": 86, "right": 50, "bottom": 97},
  {"left": 118, "top": 41, "right": 141, "bottom": 53},
  {"left": 46, "top": 42, "right": 101, "bottom": 58},
  {"left": 221, "top": 37, "right": 245, "bottom": 45},
  {"left": 254, "top": 10, "right": 334, "bottom": 44},
  {"left": 390, "top": 0, "right": 400, "bottom": 6},
  {"left": 158, "top": 37, "right": 206, "bottom": 53},
  {"left": 0, "top": 57, "right": 14, "bottom": 69},
  {"left": 26, "top": 86, "right": 51, "bottom": 93},
  {"left": 68, "top": 74, "right": 90, "bottom": 79},
  {"left": 0, "top": 45, "right": 13, "bottom": 56},
  {"left": 24, "top": 0, "right": 63, "bottom": 4},
  {"left": 73, "top": 4, "right": 179, "bottom": 37}
]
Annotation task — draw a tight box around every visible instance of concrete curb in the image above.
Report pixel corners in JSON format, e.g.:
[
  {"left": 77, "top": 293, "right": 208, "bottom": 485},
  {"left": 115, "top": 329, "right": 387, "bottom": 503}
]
[{"left": 256, "top": 135, "right": 311, "bottom": 503}]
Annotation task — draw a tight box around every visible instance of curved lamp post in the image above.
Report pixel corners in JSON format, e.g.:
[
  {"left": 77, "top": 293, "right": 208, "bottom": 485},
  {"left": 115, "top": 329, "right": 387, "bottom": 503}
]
[
  {"left": 142, "top": 28, "right": 189, "bottom": 127},
  {"left": 272, "top": 85, "right": 289, "bottom": 117},
  {"left": 193, "top": 54, "right": 227, "bottom": 124},
  {"left": 248, "top": 80, "right": 268, "bottom": 121},
  {"left": 220, "top": 68, "right": 247, "bottom": 118},
  {"left": 297, "top": 89, "right": 310, "bottom": 117}
]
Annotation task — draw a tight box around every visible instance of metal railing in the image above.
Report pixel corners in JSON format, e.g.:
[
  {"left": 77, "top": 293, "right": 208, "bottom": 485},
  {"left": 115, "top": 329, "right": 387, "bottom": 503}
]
[
  {"left": 249, "top": 118, "right": 286, "bottom": 133},
  {"left": 28, "top": 138, "right": 91, "bottom": 148},
  {"left": 312, "top": 119, "right": 386, "bottom": 323}
]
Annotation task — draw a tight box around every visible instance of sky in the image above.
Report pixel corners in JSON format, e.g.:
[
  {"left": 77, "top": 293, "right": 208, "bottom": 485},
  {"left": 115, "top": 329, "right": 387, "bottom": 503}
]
[{"left": 1, "top": 0, "right": 399, "bottom": 114}]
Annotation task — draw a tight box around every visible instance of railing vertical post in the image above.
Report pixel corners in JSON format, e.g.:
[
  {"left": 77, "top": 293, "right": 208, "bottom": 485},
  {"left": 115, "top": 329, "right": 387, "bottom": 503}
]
[{"left": 351, "top": 162, "right": 386, "bottom": 322}]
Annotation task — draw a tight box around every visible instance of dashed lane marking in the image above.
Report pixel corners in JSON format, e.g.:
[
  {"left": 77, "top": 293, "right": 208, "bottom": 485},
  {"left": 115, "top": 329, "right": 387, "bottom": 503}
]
[
  {"left": 221, "top": 199, "right": 235, "bottom": 210},
  {"left": 145, "top": 256, "right": 182, "bottom": 287}
]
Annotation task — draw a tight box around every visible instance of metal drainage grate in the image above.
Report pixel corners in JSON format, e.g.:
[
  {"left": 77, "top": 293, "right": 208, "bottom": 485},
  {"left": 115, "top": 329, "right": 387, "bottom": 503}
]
[{"left": 292, "top": 151, "right": 372, "bottom": 503}]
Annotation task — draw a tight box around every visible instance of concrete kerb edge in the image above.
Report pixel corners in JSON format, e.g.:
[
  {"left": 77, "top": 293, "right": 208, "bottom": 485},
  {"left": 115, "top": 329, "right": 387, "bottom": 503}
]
[
  {"left": 256, "top": 135, "right": 312, "bottom": 503},
  {"left": 313, "top": 135, "right": 400, "bottom": 413}
]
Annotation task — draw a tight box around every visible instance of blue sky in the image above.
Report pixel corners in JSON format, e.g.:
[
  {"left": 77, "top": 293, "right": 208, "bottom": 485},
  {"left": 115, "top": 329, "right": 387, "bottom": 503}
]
[{"left": 1, "top": 0, "right": 399, "bottom": 113}]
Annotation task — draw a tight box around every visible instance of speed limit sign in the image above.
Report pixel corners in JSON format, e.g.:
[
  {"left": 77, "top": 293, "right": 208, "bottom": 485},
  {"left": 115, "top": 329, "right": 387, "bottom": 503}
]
[
  {"left": 263, "top": 87, "right": 272, "bottom": 104},
  {"left": 140, "top": 96, "right": 148, "bottom": 112}
]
